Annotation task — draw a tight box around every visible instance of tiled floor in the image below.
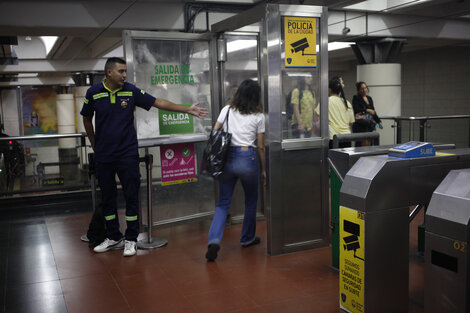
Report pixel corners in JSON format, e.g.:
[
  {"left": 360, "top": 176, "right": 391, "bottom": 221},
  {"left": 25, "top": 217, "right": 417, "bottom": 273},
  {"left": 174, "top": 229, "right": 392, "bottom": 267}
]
[{"left": 0, "top": 208, "right": 426, "bottom": 313}]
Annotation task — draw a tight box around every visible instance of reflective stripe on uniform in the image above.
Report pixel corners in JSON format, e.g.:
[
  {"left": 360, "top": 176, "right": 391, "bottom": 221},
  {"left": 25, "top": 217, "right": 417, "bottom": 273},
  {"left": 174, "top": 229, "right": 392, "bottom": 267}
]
[
  {"left": 140, "top": 90, "right": 145, "bottom": 95},
  {"left": 84, "top": 98, "right": 89, "bottom": 104},
  {"left": 93, "top": 93, "right": 108, "bottom": 100},
  {"left": 125, "top": 215, "right": 138, "bottom": 222},
  {"left": 117, "top": 91, "right": 133, "bottom": 97},
  {"left": 105, "top": 214, "right": 116, "bottom": 221}
]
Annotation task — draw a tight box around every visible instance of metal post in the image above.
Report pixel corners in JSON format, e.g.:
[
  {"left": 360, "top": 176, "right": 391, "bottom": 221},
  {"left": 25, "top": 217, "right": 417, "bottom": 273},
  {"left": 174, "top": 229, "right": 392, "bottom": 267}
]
[
  {"left": 409, "top": 204, "right": 423, "bottom": 222},
  {"left": 419, "top": 119, "right": 426, "bottom": 142},
  {"left": 396, "top": 119, "right": 402, "bottom": 144},
  {"left": 80, "top": 152, "right": 97, "bottom": 242},
  {"left": 138, "top": 153, "right": 167, "bottom": 249}
]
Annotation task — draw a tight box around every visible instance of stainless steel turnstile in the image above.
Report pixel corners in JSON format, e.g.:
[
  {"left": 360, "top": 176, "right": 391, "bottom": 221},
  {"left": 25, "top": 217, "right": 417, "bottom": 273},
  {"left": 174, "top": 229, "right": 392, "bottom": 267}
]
[
  {"left": 328, "top": 143, "right": 456, "bottom": 180},
  {"left": 425, "top": 168, "right": 470, "bottom": 313},
  {"left": 339, "top": 148, "right": 470, "bottom": 313},
  {"left": 328, "top": 143, "right": 455, "bottom": 268}
]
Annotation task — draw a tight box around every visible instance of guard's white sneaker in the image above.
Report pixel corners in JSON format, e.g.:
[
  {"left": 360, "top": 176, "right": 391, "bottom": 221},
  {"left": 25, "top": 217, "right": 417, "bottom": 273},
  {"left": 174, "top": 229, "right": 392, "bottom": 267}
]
[
  {"left": 123, "top": 240, "right": 137, "bottom": 257},
  {"left": 93, "top": 238, "right": 124, "bottom": 253}
]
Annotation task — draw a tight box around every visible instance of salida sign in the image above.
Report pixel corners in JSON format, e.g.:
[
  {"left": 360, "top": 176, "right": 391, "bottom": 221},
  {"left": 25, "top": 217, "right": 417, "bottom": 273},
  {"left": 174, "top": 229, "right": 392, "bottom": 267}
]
[
  {"left": 150, "top": 64, "right": 195, "bottom": 85},
  {"left": 284, "top": 16, "right": 317, "bottom": 67},
  {"left": 159, "top": 104, "right": 194, "bottom": 135}
]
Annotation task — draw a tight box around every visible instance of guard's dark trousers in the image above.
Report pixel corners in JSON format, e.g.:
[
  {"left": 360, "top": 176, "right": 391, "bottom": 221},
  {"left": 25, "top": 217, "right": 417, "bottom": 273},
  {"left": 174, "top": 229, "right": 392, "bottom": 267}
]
[{"left": 96, "top": 156, "right": 140, "bottom": 242}]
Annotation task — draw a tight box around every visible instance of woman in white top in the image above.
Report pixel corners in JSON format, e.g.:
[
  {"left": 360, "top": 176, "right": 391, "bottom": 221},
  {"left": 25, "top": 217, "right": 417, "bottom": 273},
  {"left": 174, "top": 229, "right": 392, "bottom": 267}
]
[{"left": 206, "top": 79, "right": 266, "bottom": 262}]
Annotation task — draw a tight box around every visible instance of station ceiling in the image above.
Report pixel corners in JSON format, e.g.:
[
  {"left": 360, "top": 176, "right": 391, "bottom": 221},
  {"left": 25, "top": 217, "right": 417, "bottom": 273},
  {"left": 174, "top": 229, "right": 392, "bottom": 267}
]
[{"left": 1, "top": 0, "right": 470, "bottom": 85}]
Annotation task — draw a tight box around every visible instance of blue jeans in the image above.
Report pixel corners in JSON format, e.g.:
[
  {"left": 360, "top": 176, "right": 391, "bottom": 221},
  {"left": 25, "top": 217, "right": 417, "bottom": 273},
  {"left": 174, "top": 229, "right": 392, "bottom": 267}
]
[{"left": 208, "top": 146, "right": 259, "bottom": 246}]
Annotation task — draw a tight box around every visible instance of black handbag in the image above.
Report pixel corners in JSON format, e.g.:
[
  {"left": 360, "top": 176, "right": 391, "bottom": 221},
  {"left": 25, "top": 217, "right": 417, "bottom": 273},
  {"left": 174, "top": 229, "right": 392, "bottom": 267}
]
[
  {"left": 203, "top": 108, "right": 232, "bottom": 178},
  {"left": 355, "top": 112, "right": 376, "bottom": 132}
]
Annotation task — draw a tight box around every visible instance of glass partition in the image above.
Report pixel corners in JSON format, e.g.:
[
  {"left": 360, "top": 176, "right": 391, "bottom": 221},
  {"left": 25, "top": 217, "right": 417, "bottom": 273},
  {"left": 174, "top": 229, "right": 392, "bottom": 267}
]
[
  {"left": 123, "top": 31, "right": 216, "bottom": 227},
  {"left": 0, "top": 134, "right": 90, "bottom": 197},
  {"left": 280, "top": 16, "right": 322, "bottom": 141},
  {"left": 223, "top": 34, "right": 259, "bottom": 106},
  {"left": 282, "top": 70, "right": 321, "bottom": 139},
  {"left": 129, "top": 38, "right": 212, "bottom": 139}
]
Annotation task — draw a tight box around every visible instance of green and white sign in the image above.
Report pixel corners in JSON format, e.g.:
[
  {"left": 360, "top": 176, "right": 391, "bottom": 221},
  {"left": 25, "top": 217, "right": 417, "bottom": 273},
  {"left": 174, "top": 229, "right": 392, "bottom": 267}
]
[
  {"left": 150, "top": 64, "right": 195, "bottom": 86},
  {"left": 159, "top": 104, "right": 194, "bottom": 135}
]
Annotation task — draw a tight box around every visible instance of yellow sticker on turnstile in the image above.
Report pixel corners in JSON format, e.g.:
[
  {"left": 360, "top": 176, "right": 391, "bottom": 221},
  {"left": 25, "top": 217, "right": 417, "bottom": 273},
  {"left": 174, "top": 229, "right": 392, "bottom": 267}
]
[
  {"left": 284, "top": 16, "right": 317, "bottom": 67},
  {"left": 340, "top": 206, "right": 365, "bottom": 313}
]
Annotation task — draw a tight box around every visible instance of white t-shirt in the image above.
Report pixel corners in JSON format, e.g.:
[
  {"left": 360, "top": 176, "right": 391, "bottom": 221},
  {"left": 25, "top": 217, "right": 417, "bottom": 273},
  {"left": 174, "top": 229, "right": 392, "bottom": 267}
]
[{"left": 217, "top": 105, "right": 265, "bottom": 147}]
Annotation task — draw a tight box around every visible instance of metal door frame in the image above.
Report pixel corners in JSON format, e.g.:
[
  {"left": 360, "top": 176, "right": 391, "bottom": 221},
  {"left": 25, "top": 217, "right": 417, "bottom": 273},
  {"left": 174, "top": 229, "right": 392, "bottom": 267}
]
[{"left": 212, "top": 4, "right": 330, "bottom": 255}]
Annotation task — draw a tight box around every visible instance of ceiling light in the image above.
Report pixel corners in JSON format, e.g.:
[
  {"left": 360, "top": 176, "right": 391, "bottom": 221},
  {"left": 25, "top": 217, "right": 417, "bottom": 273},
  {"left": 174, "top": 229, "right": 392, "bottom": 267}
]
[
  {"left": 40, "top": 36, "right": 58, "bottom": 56},
  {"left": 227, "top": 40, "right": 257, "bottom": 53},
  {"left": 328, "top": 42, "right": 354, "bottom": 51}
]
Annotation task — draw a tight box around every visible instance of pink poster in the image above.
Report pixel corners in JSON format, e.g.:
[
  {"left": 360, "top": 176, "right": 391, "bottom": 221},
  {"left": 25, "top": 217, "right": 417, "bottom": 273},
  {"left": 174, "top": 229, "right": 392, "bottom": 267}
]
[{"left": 160, "top": 143, "right": 196, "bottom": 186}]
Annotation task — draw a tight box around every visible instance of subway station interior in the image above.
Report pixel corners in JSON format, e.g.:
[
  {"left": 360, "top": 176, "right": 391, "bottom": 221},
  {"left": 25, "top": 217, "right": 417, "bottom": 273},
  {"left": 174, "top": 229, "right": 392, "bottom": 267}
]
[{"left": 1, "top": 0, "right": 470, "bottom": 312}]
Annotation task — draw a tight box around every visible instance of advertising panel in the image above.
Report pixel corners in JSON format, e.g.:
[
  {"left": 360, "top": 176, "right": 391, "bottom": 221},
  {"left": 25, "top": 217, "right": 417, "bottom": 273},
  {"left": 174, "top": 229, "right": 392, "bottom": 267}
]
[{"left": 340, "top": 206, "right": 365, "bottom": 313}]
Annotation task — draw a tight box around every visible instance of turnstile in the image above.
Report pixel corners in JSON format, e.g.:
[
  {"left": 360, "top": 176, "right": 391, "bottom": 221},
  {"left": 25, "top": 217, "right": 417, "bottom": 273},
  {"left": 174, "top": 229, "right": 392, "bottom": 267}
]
[
  {"left": 339, "top": 147, "right": 470, "bottom": 313},
  {"left": 425, "top": 168, "right": 470, "bottom": 313},
  {"left": 328, "top": 143, "right": 455, "bottom": 268}
]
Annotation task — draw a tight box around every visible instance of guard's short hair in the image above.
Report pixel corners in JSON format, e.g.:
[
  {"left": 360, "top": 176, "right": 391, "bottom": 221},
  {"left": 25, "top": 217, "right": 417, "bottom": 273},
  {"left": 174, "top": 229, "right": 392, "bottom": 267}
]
[{"left": 105, "top": 57, "right": 126, "bottom": 73}]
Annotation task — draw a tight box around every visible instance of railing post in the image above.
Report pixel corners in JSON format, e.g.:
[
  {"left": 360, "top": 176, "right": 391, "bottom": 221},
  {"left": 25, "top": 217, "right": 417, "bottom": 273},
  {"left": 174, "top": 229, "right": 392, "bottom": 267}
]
[
  {"left": 419, "top": 119, "right": 426, "bottom": 142},
  {"left": 396, "top": 119, "right": 402, "bottom": 144},
  {"left": 137, "top": 153, "right": 168, "bottom": 249}
]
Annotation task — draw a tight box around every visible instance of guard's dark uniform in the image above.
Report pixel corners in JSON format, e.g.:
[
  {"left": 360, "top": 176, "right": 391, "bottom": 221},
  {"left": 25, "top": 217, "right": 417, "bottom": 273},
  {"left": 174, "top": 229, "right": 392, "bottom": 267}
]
[{"left": 80, "top": 81, "right": 155, "bottom": 242}]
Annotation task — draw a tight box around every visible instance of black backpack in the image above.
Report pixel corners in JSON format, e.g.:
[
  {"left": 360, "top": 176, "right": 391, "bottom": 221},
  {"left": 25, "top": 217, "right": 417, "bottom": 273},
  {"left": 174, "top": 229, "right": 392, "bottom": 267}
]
[{"left": 286, "top": 89, "right": 302, "bottom": 120}]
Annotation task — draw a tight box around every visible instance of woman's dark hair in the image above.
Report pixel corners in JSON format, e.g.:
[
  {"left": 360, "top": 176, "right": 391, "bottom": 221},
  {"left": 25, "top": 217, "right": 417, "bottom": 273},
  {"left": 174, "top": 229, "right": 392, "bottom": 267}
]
[
  {"left": 356, "top": 81, "right": 367, "bottom": 94},
  {"left": 229, "top": 79, "right": 262, "bottom": 114},
  {"left": 297, "top": 75, "right": 314, "bottom": 99},
  {"left": 329, "top": 78, "right": 348, "bottom": 110}
]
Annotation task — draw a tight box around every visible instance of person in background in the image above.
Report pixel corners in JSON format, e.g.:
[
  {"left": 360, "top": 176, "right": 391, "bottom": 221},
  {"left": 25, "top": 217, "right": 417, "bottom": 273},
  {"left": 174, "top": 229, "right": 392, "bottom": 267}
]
[
  {"left": 81, "top": 57, "right": 207, "bottom": 257},
  {"left": 317, "top": 78, "right": 354, "bottom": 148},
  {"left": 290, "top": 75, "right": 317, "bottom": 138},
  {"left": 332, "top": 76, "right": 345, "bottom": 97},
  {"left": 352, "top": 81, "right": 383, "bottom": 146},
  {"left": 205, "top": 79, "right": 266, "bottom": 262}
]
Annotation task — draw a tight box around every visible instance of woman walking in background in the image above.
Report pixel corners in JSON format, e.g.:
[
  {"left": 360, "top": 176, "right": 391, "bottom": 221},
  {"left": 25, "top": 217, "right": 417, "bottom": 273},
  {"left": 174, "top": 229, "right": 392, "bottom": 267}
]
[{"left": 206, "top": 79, "right": 266, "bottom": 262}]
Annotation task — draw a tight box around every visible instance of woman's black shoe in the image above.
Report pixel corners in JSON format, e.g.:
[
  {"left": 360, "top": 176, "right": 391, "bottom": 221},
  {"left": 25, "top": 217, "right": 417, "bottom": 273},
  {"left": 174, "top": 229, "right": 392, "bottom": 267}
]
[{"left": 205, "top": 244, "right": 220, "bottom": 261}]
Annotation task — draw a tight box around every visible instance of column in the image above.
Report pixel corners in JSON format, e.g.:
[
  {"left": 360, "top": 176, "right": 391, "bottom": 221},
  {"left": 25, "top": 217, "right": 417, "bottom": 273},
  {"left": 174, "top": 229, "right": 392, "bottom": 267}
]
[
  {"left": 56, "top": 93, "right": 77, "bottom": 181},
  {"left": 357, "top": 63, "right": 401, "bottom": 145}
]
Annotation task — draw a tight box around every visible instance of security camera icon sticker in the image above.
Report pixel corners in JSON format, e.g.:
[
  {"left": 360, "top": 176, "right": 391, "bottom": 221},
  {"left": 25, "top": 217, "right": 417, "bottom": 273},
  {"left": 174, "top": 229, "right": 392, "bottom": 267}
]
[
  {"left": 290, "top": 38, "right": 315, "bottom": 56},
  {"left": 343, "top": 220, "right": 364, "bottom": 261}
]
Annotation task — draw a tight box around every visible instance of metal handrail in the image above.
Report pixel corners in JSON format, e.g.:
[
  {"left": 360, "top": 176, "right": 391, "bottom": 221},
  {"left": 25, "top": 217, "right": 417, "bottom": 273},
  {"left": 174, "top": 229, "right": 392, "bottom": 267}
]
[
  {"left": 332, "top": 131, "right": 380, "bottom": 148},
  {"left": 380, "top": 114, "right": 470, "bottom": 144},
  {"left": 381, "top": 114, "right": 470, "bottom": 121},
  {"left": 0, "top": 133, "right": 87, "bottom": 142}
]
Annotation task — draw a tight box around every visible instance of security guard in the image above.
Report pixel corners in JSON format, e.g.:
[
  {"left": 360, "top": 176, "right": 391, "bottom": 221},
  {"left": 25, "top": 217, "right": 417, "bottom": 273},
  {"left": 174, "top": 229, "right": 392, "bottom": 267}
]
[{"left": 81, "top": 57, "right": 207, "bottom": 257}]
